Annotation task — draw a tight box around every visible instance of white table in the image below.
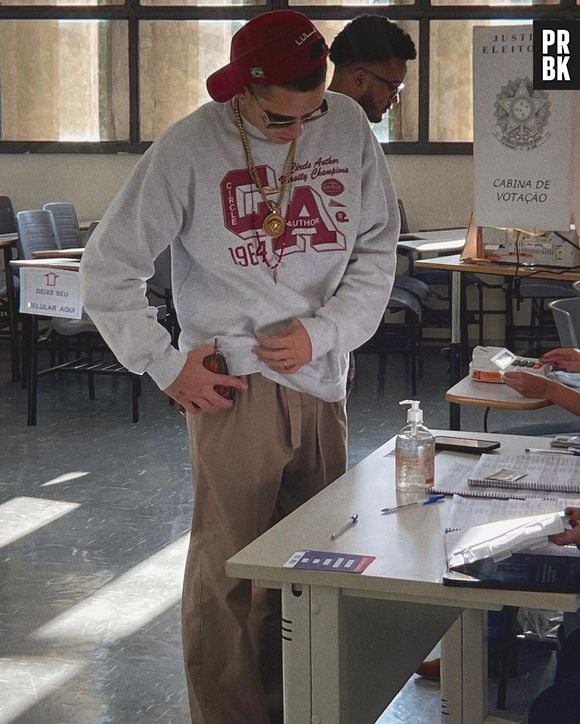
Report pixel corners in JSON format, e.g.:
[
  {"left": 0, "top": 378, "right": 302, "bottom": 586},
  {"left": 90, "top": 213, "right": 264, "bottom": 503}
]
[
  {"left": 415, "top": 254, "right": 580, "bottom": 429},
  {"left": 398, "top": 228, "right": 467, "bottom": 255},
  {"left": 446, "top": 376, "right": 552, "bottom": 431},
  {"left": 227, "top": 431, "right": 580, "bottom": 724},
  {"left": 397, "top": 228, "right": 467, "bottom": 276}
]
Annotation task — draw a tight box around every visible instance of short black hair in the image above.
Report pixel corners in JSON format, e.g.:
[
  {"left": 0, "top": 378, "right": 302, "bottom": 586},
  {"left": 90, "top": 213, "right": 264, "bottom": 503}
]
[{"left": 330, "top": 15, "right": 416, "bottom": 66}]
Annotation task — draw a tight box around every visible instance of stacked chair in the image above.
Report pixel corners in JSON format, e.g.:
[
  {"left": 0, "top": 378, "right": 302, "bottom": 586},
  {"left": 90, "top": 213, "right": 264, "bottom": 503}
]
[
  {"left": 148, "top": 247, "right": 179, "bottom": 348},
  {"left": 16, "top": 208, "right": 141, "bottom": 424},
  {"left": 549, "top": 297, "right": 580, "bottom": 348},
  {"left": 0, "top": 196, "right": 19, "bottom": 373},
  {"left": 43, "top": 202, "right": 83, "bottom": 249},
  {"left": 354, "top": 202, "right": 430, "bottom": 396},
  {"left": 505, "top": 279, "right": 576, "bottom": 355}
]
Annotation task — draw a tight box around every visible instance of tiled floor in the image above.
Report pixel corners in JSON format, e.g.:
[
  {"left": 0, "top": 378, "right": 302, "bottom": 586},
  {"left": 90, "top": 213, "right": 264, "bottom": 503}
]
[{"left": 1, "top": 343, "right": 574, "bottom": 723}]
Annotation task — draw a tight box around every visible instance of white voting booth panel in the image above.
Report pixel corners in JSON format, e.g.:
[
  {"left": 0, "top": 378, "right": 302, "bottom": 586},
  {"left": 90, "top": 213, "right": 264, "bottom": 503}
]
[{"left": 473, "top": 25, "right": 580, "bottom": 232}]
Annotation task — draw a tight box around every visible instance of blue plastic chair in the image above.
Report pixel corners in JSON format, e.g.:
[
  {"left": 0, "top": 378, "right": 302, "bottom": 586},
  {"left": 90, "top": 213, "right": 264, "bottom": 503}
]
[{"left": 43, "top": 202, "right": 82, "bottom": 249}]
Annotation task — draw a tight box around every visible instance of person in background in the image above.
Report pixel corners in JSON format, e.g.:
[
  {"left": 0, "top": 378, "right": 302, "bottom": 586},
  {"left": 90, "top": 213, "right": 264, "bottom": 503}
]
[
  {"left": 505, "top": 348, "right": 580, "bottom": 416},
  {"left": 80, "top": 10, "right": 399, "bottom": 723},
  {"left": 528, "top": 506, "right": 580, "bottom": 724},
  {"left": 504, "top": 348, "right": 580, "bottom": 724},
  {"left": 328, "top": 15, "right": 417, "bottom": 394},
  {"left": 328, "top": 15, "right": 416, "bottom": 124}
]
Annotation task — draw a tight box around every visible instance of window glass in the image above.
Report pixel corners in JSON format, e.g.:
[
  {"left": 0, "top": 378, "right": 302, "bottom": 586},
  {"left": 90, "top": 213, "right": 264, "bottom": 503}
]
[
  {"left": 0, "top": 0, "right": 122, "bottom": 5},
  {"left": 317, "top": 19, "right": 419, "bottom": 143},
  {"left": 140, "top": 20, "right": 239, "bottom": 140},
  {"left": 430, "top": 20, "right": 533, "bottom": 142},
  {"left": 0, "top": 20, "right": 129, "bottom": 141},
  {"left": 142, "top": 0, "right": 264, "bottom": 7},
  {"left": 430, "top": 21, "right": 478, "bottom": 142},
  {"left": 433, "top": 0, "right": 556, "bottom": 5},
  {"left": 292, "top": 0, "right": 412, "bottom": 6}
]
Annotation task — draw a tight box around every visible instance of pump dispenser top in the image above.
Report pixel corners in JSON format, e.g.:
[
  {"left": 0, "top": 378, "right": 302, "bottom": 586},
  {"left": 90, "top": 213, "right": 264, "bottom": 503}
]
[{"left": 400, "top": 400, "right": 423, "bottom": 424}]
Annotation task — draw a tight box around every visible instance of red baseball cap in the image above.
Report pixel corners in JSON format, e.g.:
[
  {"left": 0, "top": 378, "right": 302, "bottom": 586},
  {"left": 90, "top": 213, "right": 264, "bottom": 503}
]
[{"left": 206, "top": 11, "right": 328, "bottom": 102}]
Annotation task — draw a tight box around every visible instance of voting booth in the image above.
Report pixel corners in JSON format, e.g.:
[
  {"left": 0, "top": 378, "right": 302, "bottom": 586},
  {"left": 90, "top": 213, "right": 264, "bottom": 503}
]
[{"left": 465, "top": 25, "right": 580, "bottom": 264}]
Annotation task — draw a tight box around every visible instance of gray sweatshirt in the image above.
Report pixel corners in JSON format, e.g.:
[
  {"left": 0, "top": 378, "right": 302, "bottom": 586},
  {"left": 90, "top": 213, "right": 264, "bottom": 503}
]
[{"left": 80, "top": 91, "right": 399, "bottom": 402}]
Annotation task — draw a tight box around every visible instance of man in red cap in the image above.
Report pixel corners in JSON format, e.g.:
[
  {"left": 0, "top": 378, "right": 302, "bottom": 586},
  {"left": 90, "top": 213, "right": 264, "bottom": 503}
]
[{"left": 81, "top": 10, "right": 400, "bottom": 722}]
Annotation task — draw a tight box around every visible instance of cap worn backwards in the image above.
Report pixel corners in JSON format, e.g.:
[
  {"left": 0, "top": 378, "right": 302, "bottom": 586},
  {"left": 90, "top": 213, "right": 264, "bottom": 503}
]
[{"left": 206, "top": 10, "right": 328, "bottom": 102}]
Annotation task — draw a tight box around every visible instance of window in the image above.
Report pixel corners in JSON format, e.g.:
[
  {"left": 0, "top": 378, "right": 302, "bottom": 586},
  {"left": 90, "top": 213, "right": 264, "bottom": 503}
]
[{"left": 0, "top": 0, "right": 576, "bottom": 153}]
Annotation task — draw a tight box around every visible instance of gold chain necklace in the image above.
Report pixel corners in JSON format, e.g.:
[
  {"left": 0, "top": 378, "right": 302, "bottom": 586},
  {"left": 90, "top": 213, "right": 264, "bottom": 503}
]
[{"left": 233, "top": 98, "right": 296, "bottom": 240}]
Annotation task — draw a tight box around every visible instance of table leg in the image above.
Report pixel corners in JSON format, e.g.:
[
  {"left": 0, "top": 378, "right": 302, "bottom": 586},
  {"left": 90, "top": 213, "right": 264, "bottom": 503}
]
[
  {"left": 441, "top": 609, "right": 488, "bottom": 724},
  {"left": 282, "top": 583, "right": 313, "bottom": 724},
  {"left": 26, "top": 315, "right": 38, "bottom": 426},
  {"left": 449, "top": 270, "right": 462, "bottom": 430},
  {"left": 3, "top": 245, "right": 20, "bottom": 381},
  {"left": 286, "top": 582, "right": 462, "bottom": 724}
]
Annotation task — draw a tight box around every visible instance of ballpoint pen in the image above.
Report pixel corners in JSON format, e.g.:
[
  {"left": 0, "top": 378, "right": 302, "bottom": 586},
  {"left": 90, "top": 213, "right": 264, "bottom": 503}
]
[
  {"left": 525, "top": 447, "right": 580, "bottom": 456},
  {"left": 330, "top": 514, "right": 359, "bottom": 540},
  {"left": 381, "top": 494, "right": 445, "bottom": 515}
]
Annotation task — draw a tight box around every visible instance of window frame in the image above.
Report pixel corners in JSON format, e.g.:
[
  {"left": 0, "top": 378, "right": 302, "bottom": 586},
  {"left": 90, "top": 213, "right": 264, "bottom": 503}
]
[{"left": 0, "top": 0, "right": 577, "bottom": 154}]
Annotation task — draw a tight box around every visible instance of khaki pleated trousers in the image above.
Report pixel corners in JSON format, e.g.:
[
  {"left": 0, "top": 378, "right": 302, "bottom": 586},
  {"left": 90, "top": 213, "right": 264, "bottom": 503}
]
[{"left": 182, "top": 374, "right": 347, "bottom": 724}]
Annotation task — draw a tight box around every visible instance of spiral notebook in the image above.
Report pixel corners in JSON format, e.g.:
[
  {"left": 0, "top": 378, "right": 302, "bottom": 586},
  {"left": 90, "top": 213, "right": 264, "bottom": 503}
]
[
  {"left": 431, "top": 452, "right": 580, "bottom": 499},
  {"left": 467, "top": 453, "right": 580, "bottom": 494}
]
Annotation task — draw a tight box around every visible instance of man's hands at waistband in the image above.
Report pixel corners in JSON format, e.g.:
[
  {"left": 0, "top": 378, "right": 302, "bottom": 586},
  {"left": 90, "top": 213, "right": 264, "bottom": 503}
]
[
  {"left": 164, "top": 346, "right": 248, "bottom": 414},
  {"left": 254, "top": 320, "right": 312, "bottom": 375}
]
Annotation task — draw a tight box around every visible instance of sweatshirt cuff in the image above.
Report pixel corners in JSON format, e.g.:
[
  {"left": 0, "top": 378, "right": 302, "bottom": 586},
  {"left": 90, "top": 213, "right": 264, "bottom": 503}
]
[
  {"left": 146, "top": 347, "right": 188, "bottom": 390},
  {"left": 300, "top": 317, "right": 335, "bottom": 360}
]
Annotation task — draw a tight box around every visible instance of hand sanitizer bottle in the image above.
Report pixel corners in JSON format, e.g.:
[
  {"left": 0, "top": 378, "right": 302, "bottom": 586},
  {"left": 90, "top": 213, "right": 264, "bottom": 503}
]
[{"left": 395, "top": 400, "right": 435, "bottom": 491}]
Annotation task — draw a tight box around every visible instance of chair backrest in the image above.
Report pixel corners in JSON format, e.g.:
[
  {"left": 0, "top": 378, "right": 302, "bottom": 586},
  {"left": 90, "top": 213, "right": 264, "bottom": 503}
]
[
  {"left": 16, "top": 209, "right": 59, "bottom": 258},
  {"left": 387, "top": 286, "right": 422, "bottom": 321},
  {"left": 574, "top": 280, "right": 580, "bottom": 297},
  {"left": 149, "top": 247, "right": 172, "bottom": 296},
  {"left": 549, "top": 297, "right": 580, "bottom": 347},
  {"left": 43, "top": 202, "right": 81, "bottom": 249},
  {"left": 0, "top": 196, "right": 17, "bottom": 235},
  {"left": 397, "top": 199, "right": 410, "bottom": 234}
]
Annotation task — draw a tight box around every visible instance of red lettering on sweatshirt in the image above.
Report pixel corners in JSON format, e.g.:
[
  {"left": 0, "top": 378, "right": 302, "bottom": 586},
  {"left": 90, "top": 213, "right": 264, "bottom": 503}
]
[{"left": 221, "top": 167, "right": 346, "bottom": 260}]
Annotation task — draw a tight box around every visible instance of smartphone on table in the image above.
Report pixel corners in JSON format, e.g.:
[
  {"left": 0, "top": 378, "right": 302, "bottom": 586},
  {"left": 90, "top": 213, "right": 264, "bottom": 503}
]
[{"left": 434, "top": 436, "right": 501, "bottom": 454}]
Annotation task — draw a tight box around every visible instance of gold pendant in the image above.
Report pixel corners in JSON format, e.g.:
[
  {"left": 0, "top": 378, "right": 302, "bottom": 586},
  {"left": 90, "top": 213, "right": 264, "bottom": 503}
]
[{"left": 263, "top": 212, "right": 286, "bottom": 238}]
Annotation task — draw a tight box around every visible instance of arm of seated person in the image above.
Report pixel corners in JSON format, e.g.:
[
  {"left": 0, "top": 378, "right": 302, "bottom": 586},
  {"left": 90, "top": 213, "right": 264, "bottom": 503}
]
[
  {"left": 551, "top": 507, "right": 580, "bottom": 546},
  {"left": 504, "top": 370, "right": 580, "bottom": 416},
  {"left": 541, "top": 348, "right": 580, "bottom": 373}
]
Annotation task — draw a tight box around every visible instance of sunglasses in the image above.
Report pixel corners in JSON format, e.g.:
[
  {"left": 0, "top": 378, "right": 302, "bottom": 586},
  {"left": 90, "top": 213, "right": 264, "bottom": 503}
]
[
  {"left": 247, "top": 87, "right": 328, "bottom": 129},
  {"left": 357, "top": 67, "right": 405, "bottom": 104}
]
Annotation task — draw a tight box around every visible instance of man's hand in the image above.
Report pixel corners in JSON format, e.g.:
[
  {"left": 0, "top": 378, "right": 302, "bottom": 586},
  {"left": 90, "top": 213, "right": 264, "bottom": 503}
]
[
  {"left": 503, "top": 370, "right": 549, "bottom": 399},
  {"left": 254, "top": 320, "right": 312, "bottom": 374},
  {"left": 551, "top": 507, "right": 580, "bottom": 546},
  {"left": 541, "top": 348, "right": 580, "bottom": 372},
  {"left": 164, "top": 346, "right": 247, "bottom": 414}
]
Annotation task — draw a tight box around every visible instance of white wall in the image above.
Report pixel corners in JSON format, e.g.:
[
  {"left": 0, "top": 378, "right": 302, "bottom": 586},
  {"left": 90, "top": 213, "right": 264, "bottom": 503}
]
[
  {"left": 0, "top": 153, "right": 474, "bottom": 231},
  {"left": 1, "top": 154, "right": 140, "bottom": 222}
]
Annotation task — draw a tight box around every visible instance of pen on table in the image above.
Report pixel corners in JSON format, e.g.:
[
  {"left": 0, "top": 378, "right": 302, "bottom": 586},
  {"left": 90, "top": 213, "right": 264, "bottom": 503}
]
[
  {"left": 381, "top": 494, "right": 445, "bottom": 515},
  {"left": 330, "top": 514, "right": 358, "bottom": 540},
  {"left": 525, "top": 447, "right": 580, "bottom": 456}
]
